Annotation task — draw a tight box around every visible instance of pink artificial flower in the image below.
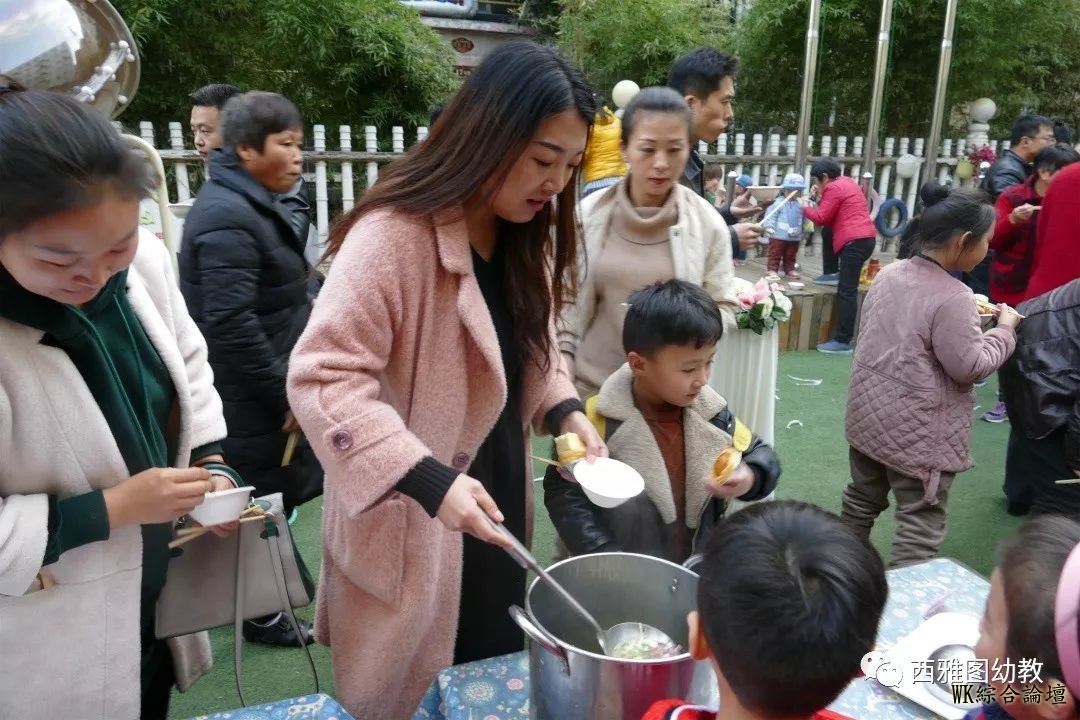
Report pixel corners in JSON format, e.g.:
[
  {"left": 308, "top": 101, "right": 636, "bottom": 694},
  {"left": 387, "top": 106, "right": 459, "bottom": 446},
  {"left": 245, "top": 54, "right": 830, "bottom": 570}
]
[
  {"left": 737, "top": 293, "right": 755, "bottom": 310},
  {"left": 752, "top": 278, "right": 772, "bottom": 303}
]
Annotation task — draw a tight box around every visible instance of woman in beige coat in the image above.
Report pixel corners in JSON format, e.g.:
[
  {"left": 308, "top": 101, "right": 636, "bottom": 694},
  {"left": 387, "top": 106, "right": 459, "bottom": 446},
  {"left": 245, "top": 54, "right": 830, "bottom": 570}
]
[
  {"left": 559, "top": 87, "right": 738, "bottom": 398},
  {"left": 0, "top": 90, "right": 239, "bottom": 718},
  {"left": 287, "top": 43, "right": 607, "bottom": 719}
]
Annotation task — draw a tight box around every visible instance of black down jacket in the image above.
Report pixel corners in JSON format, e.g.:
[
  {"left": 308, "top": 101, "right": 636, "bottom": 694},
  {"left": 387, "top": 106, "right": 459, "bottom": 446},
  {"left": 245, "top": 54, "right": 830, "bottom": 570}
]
[
  {"left": 1000, "top": 279, "right": 1080, "bottom": 472},
  {"left": 179, "top": 149, "right": 321, "bottom": 510}
]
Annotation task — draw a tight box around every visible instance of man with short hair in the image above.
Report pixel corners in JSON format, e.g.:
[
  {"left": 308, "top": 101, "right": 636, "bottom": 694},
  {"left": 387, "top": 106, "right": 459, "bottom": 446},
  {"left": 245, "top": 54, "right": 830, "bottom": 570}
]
[
  {"left": 180, "top": 92, "right": 321, "bottom": 647},
  {"left": 981, "top": 114, "right": 1055, "bottom": 201},
  {"left": 668, "top": 47, "right": 762, "bottom": 252},
  {"left": 189, "top": 83, "right": 241, "bottom": 165}
]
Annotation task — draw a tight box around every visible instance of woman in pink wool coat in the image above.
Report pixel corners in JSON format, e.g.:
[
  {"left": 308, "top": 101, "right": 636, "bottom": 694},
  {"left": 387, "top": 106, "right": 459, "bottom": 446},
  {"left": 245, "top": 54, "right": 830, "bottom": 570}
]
[{"left": 286, "top": 43, "right": 608, "bottom": 719}]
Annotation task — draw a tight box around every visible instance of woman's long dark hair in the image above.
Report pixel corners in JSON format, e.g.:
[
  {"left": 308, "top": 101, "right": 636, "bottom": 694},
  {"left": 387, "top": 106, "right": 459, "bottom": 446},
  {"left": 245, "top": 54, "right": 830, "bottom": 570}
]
[{"left": 324, "top": 42, "right": 597, "bottom": 371}]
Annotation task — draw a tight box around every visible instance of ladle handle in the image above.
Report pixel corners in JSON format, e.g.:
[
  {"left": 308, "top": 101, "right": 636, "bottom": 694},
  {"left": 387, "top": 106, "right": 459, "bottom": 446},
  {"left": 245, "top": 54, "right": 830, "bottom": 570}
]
[{"left": 486, "top": 517, "right": 610, "bottom": 654}]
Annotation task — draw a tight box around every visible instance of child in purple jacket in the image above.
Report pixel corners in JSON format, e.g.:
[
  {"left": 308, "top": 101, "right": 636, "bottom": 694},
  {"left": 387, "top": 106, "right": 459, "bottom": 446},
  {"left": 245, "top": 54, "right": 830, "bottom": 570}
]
[{"left": 842, "top": 189, "right": 1020, "bottom": 568}]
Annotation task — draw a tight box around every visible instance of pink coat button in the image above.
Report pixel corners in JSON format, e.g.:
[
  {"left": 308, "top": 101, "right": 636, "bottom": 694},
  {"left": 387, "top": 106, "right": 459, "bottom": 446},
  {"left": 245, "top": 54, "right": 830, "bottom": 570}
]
[
  {"left": 452, "top": 452, "right": 470, "bottom": 469},
  {"left": 332, "top": 431, "right": 353, "bottom": 451}
]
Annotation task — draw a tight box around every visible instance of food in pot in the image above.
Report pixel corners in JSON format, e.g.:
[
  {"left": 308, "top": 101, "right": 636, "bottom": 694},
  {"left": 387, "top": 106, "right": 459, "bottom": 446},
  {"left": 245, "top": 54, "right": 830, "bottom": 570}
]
[
  {"left": 611, "top": 636, "right": 684, "bottom": 660},
  {"left": 555, "top": 432, "right": 587, "bottom": 465},
  {"left": 712, "top": 447, "right": 742, "bottom": 486}
]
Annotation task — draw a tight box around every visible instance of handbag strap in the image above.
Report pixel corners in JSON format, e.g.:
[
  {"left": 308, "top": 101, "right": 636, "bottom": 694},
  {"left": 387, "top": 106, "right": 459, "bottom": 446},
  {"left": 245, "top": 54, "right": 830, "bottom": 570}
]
[{"left": 232, "top": 516, "right": 320, "bottom": 706}]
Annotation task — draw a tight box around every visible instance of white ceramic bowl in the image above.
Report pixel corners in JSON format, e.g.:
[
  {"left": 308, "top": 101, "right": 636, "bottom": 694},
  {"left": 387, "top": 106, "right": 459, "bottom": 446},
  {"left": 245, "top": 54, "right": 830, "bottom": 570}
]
[
  {"left": 572, "top": 457, "right": 645, "bottom": 508},
  {"left": 188, "top": 485, "right": 252, "bottom": 526}
]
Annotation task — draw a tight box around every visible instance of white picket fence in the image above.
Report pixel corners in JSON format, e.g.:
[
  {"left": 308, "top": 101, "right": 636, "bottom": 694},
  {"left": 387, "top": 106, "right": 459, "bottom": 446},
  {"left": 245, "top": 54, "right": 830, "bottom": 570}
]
[{"left": 134, "top": 120, "right": 1006, "bottom": 243}]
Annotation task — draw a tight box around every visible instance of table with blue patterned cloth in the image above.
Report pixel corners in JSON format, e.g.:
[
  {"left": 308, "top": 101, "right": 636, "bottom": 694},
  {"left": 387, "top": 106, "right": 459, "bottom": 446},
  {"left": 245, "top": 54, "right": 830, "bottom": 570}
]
[
  {"left": 414, "top": 557, "right": 990, "bottom": 720},
  {"left": 186, "top": 693, "right": 353, "bottom": 720}
]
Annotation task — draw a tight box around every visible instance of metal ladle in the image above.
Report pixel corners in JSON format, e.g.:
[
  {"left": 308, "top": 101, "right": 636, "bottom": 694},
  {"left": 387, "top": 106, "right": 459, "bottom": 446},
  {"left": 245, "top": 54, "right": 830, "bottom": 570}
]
[{"left": 486, "top": 518, "right": 678, "bottom": 657}]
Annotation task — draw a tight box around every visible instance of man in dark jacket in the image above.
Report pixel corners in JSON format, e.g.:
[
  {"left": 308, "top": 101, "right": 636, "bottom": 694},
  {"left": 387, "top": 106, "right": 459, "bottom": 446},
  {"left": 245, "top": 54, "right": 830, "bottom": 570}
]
[
  {"left": 180, "top": 91, "right": 319, "bottom": 646},
  {"left": 981, "top": 114, "right": 1055, "bottom": 201},
  {"left": 668, "top": 48, "right": 763, "bottom": 255},
  {"left": 999, "top": 279, "right": 1080, "bottom": 516}
]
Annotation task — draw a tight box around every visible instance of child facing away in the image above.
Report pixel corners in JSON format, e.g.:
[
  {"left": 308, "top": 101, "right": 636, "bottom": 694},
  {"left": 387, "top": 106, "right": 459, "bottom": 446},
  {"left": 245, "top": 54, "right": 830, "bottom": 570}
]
[
  {"left": 643, "top": 500, "right": 889, "bottom": 720},
  {"left": 544, "top": 279, "right": 781, "bottom": 565},
  {"left": 842, "top": 188, "right": 1021, "bottom": 569},
  {"left": 764, "top": 173, "right": 808, "bottom": 280},
  {"left": 968, "top": 514, "right": 1080, "bottom": 719}
]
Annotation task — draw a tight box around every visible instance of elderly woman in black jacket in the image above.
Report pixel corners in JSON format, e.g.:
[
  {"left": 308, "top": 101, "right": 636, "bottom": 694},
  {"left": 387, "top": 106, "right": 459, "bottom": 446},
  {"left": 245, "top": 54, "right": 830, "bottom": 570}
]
[
  {"left": 179, "top": 91, "right": 321, "bottom": 646},
  {"left": 999, "top": 278, "right": 1080, "bottom": 516}
]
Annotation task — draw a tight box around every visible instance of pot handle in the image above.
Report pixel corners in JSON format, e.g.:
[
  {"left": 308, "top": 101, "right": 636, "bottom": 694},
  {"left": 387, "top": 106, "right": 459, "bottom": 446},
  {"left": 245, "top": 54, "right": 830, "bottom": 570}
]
[
  {"left": 509, "top": 605, "right": 570, "bottom": 676},
  {"left": 683, "top": 553, "right": 703, "bottom": 573}
]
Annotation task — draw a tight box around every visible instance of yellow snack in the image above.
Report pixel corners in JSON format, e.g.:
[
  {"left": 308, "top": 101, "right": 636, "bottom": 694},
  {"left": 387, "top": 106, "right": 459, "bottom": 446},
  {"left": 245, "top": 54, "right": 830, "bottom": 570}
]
[
  {"left": 973, "top": 294, "right": 995, "bottom": 316},
  {"left": 555, "top": 432, "right": 587, "bottom": 465},
  {"left": 713, "top": 447, "right": 743, "bottom": 486}
]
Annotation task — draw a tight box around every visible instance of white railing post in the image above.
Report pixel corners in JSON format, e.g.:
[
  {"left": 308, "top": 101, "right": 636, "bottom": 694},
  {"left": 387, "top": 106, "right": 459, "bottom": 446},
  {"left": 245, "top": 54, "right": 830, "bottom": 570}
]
[
  {"left": 939, "top": 139, "right": 953, "bottom": 185},
  {"left": 734, "top": 133, "right": 746, "bottom": 177},
  {"left": 417, "top": 126, "right": 429, "bottom": 143},
  {"left": 893, "top": 137, "right": 910, "bottom": 203},
  {"left": 878, "top": 137, "right": 895, "bottom": 197},
  {"left": 750, "top": 133, "right": 763, "bottom": 185},
  {"left": 852, "top": 136, "right": 864, "bottom": 178},
  {"left": 168, "top": 122, "right": 190, "bottom": 202},
  {"left": 837, "top": 136, "right": 848, "bottom": 174},
  {"left": 365, "top": 126, "right": 378, "bottom": 190},
  {"left": 340, "top": 125, "right": 355, "bottom": 213},
  {"left": 392, "top": 126, "right": 405, "bottom": 155},
  {"left": 313, "top": 125, "right": 329, "bottom": 242},
  {"left": 767, "top": 133, "right": 781, "bottom": 185}
]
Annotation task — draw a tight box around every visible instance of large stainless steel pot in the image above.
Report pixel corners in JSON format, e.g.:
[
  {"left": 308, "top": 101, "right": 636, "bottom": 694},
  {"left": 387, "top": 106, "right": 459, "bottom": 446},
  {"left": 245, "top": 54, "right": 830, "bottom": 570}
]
[{"left": 512, "top": 552, "right": 719, "bottom": 719}]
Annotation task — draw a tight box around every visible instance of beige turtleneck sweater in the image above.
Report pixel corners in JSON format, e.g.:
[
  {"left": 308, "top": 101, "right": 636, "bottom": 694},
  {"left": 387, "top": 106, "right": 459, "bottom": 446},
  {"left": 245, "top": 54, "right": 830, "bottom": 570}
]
[{"left": 575, "top": 179, "right": 678, "bottom": 396}]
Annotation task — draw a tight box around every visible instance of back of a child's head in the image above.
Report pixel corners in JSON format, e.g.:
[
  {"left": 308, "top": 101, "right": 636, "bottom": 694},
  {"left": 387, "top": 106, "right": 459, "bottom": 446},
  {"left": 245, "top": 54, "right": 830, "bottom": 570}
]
[
  {"left": 623, "top": 279, "right": 723, "bottom": 356},
  {"left": 809, "top": 158, "right": 843, "bottom": 180},
  {"left": 997, "top": 515, "right": 1080, "bottom": 697},
  {"left": 905, "top": 187, "right": 994, "bottom": 256},
  {"left": 697, "top": 501, "right": 887, "bottom": 717}
]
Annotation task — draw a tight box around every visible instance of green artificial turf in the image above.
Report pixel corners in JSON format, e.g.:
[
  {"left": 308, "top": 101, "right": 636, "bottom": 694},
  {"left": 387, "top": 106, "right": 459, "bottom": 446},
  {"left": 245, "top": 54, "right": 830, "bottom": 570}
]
[{"left": 171, "top": 351, "right": 1020, "bottom": 717}]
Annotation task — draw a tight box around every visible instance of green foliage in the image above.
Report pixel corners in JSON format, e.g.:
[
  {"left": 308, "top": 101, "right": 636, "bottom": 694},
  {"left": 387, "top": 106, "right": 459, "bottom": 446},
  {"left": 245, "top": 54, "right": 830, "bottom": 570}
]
[
  {"left": 732, "top": 0, "right": 1080, "bottom": 136},
  {"left": 554, "top": 0, "right": 733, "bottom": 100},
  {"left": 114, "top": 0, "right": 458, "bottom": 132}
]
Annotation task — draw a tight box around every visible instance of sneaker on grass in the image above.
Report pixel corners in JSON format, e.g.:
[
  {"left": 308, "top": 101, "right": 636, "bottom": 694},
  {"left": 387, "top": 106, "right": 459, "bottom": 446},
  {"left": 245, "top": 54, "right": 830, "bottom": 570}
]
[
  {"left": 982, "top": 401, "right": 1009, "bottom": 423},
  {"left": 817, "top": 340, "right": 853, "bottom": 354}
]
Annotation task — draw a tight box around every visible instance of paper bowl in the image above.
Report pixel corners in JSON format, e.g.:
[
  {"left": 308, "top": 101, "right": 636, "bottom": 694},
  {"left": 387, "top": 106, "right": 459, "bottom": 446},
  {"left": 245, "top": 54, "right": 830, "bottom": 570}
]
[
  {"left": 188, "top": 485, "right": 252, "bottom": 526},
  {"left": 572, "top": 457, "right": 645, "bottom": 508},
  {"left": 787, "top": 281, "right": 805, "bottom": 289},
  {"left": 748, "top": 185, "right": 781, "bottom": 204}
]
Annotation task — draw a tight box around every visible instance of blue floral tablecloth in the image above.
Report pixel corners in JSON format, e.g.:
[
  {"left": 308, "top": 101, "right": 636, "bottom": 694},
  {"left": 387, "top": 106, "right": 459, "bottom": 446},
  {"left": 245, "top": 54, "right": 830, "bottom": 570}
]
[
  {"left": 186, "top": 693, "right": 353, "bottom": 720},
  {"left": 413, "top": 557, "right": 989, "bottom": 720}
]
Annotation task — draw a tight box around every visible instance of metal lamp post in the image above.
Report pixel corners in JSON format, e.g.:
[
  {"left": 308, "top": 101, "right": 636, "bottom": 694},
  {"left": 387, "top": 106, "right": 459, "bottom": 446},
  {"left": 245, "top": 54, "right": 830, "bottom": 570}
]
[
  {"left": 862, "top": 0, "right": 895, "bottom": 198},
  {"left": 794, "top": 0, "right": 823, "bottom": 175},
  {"left": 922, "top": 0, "right": 960, "bottom": 188}
]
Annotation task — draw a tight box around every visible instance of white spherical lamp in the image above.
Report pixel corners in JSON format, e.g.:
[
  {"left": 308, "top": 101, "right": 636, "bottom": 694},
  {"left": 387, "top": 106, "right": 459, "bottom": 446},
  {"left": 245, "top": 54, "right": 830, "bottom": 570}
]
[
  {"left": 612, "top": 80, "right": 641, "bottom": 110},
  {"left": 895, "top": 153, "right": 920, "bottom": 179},
  {"left": 970, "top": 98, "right": 997, "bottom": 124}
]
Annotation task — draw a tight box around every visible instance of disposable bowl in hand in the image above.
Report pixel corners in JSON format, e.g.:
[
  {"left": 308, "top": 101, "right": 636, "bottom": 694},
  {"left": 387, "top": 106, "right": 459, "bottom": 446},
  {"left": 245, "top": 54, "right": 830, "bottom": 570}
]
[
  {"left": 572, "top": 457, "right": 645, "bottom": 508},
  {"left": 188, "top": 486, "right": 252, "bottom": 527}
]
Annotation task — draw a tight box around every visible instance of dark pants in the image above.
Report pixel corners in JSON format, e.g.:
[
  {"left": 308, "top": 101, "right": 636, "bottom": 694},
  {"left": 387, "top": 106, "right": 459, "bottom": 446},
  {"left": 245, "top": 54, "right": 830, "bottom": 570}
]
[
  {"left": 1004, "top": 428, "right": 1080, "bottom": 515},
  {"left": 767, "top": 240, "right": 799, "bottom": 274},
  {"left": 821, "top": 227, "right": 839, "bottom": 274},
  {"left": 141, "top": 619, "right": 176, "bottom": 719},
  {"left": 834, "top": 237, "right": 876, "bottom": 344}
]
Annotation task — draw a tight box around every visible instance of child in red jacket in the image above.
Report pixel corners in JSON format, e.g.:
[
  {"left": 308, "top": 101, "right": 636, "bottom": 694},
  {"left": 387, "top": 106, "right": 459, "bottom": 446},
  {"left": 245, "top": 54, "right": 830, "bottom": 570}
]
[
  {"left": 802, "top": 158, "right": 877, "bottom": 354},
  {"left": 643, "top": 501, "right": 887, "bottom": 720}
]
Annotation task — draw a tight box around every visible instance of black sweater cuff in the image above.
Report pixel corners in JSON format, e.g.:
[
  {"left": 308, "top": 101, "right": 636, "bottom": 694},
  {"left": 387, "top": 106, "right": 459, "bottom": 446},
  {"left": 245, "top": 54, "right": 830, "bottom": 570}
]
[
  {"left": 545, "top": 398, "right": 585, "bottom": 438},
  {"left": 721, "top": 206, "right": 738, "bottom": 226},
  {"left": 396, "top": 456, "right": 459, "bottom": 517}
]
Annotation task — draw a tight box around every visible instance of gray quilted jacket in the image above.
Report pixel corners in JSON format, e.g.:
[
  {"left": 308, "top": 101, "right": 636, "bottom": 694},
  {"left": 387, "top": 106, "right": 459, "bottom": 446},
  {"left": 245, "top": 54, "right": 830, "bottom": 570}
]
[{"left": 846, "top": 257, "right": 1016, "bottom": 503}]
